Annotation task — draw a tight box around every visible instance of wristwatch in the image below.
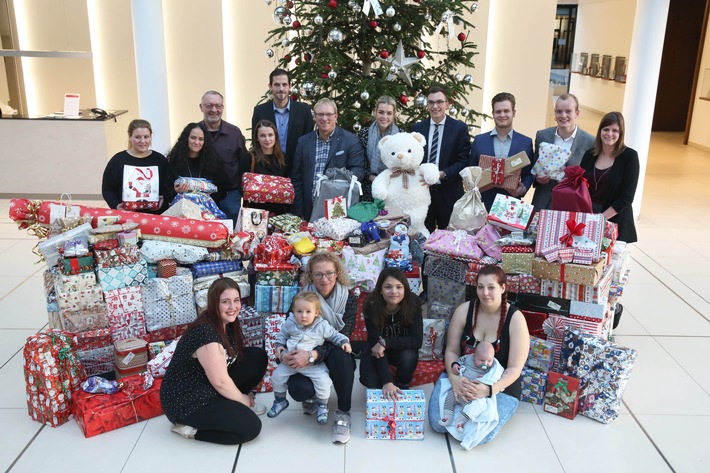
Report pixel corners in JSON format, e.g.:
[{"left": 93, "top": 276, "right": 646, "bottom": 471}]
[{"left": 308, "top": 352, "right": 316, "bottom": 364}]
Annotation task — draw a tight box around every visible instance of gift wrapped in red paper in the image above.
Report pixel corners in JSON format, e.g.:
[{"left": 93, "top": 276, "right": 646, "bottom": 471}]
[
  {"left": 253, "top": 234, "right": 293, "bottom": 267},
  {"left": 72, "top": 376, "right": 163, "bottom": 437},
  {"left": 350, "top": 290, "right": 369, "bottom": 342},
  {"left": 8, "top": 199, "right": 228, "bottom": 248}
]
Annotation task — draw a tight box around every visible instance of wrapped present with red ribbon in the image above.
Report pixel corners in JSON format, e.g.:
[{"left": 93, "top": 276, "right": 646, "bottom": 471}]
[
  {"left": 540, "top": 264, "right": 613, "bottom": 305},
  {"left": 543, "top": 371, "right": 580, "bottom": 420},
  {"left": 24, "top": 330, "right": 86, "bottom": 427},
  {"left": 94, "top": 245, "right": 141, "bottom": 269},
  {"left": 93, "top": 239, "right": 120, "bottom": 251},
  {"left": 60, "top": 253, "right": 95, "bottom": 275},
  {"left": 535, "top": 210, "right": 605, "bottom": 262},
  {"left": 365, "top": 389, "right": 426, "bottom": 440},
  {"left": 8, "top": 199, "right": 229, "bottom": 248},
  {"left": 477, "top": 151, "right": 531, "bottom": 193},
  {"left": 72, "top": 375, "right": 163, "bottom": 437},
  {"left": 254, "top": 234, "right": 293, "bottom": 267},
  {"left": 558, "top": 247, "right": 574, "bottom": 264},
  {"left": 532, "top": 258, "right": 606, "bottom": 287}
]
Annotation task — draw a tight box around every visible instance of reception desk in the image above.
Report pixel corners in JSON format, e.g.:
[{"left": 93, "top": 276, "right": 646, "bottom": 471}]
[{"left": 0, "top": 110, "right": 128, "bottom": 198}]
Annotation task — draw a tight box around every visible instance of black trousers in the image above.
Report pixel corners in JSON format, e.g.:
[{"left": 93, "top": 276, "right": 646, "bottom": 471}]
[
  {"left": 287, "top": 345, "right": 356, "bottom": 412},
  {"left": 359, "top": 348, "right": 419, "bottom": 389},
  {"left": 181, "top": 346, "right": 267, "bottom": 445},
  {"left": 425, "top": 187, "right": 458, "bottom": 233}
]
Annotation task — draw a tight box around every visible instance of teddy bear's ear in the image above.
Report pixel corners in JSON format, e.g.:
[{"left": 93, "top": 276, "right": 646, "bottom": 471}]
[
  {"left": 378, "top": 136, "right": 390, "bottom": 149},
  {"left": 411, "top": 132, "right": 426, "bottom": 146}
]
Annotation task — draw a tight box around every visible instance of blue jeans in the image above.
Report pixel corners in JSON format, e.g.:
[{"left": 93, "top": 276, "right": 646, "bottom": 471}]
[
  {"left": 219, "top": 189, "right": 242, "bottom": 222},
  {"left": 427, "top": 373, "right": 519, "bottom": 445}
]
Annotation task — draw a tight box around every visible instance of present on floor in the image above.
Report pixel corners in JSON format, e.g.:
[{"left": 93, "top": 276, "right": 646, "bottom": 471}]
[
  {"left": 104, "top": 286, "right": 148, "bottom": 342},
  {"left": 539, "top": 264, "right": 613, "bottom": 304},
  {"left": 560, "top": 328, "right": 638, "bottom": 423},
  {"left": 96, "top": 261, "right": 149, "bottom": 292},
  {"left": 350, "top": 290, "right": 369, "bottom": 342},
  {"left": 407, "top": 360, "right": 445, "bottom": 387},
  {"left": 422, "top": 229, "right": 484, "bottom": 261},
  {"left": 254, "top": 285, "right": 299, "bottom": 313},
  {"left": 365, "top": 389, "right": 426, "bottom": 440},
  {"left": 73, "top": 376, "right": 163, "bottom": 438},
  {"left": 519, "top": 366, "right": 548, "bottom": 404},
  {"left": 526, "top": 336, "right": 555, "bottom": 372},
  {"left": 23, "top": 330, "right": 86, "bottom": 427},
  {"left": 94, "top": 245, "right": 141, "bottom": 269},
  {"left": 141, "top": 271, "right": 197, "bottom": 332},
  {"left": 543, "top": 371, "right": 580, "bottom": 420}
]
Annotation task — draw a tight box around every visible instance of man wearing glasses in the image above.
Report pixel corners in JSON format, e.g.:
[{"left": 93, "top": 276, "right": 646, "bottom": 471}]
[
  {"left": 411, "top": 85, "right": 471, "bottom": 232},
  {"left": 199, "top": 90, "right": 248, "bottom": 221},
  {"left": 291, "top": 98, "right": 365, "bottom": 220},
  {"left": 470, "top": 92, "right": 534, "bottom": 209},
  {"left": 251, "top": 69, "right": 315, "bottom": 174}
]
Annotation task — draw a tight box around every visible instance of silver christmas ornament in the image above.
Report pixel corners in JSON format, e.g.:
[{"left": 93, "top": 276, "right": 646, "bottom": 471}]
[
  {"left": 360, "top": 91, "right": 370, "bottom": 101},
  {"left": 348, "top": 0, "right": 356, "bottom": 7},
  {"left": 424, "top": 11, "right": 432, "bottom": 21},
  {"left": 411, "top": 73, "right": 418, "bottom": 81},
  {"left": 389, "top": 66, "right": 397, "bottom": 74},
  {"left": 455, "top": 73, "right": 463, "bottom": 81},
  {"left": 273, "top": 6, "right": 288, "bottom": 24},
  {"left": 314, "top": 15, "right": 323, "bottom": 25},
  {"left": 461, "top": 108, "right": 469, "bottom": 117},
  {"left": 283, "top": 16, "right": 292, "bottom": 25},
  {"left": 353, "top": 123, "right": 362, "bottom": 132},
  {"left": 265, "top": 48, "right": 274, "bottom": 58},
  {"left": 378, "top": 40, "right": 423, "bottom": 87},
  {"left": 328, "top": 70, "right": 337, "bottom": 79},
  {"left": 415, "top": 95, "right": 427, "bottom": 108},
  {"left": 393, "top": 23, "right": 402, "bottom": 32},
  {"left": 353, "top": 101, "right": 361, "bottom": 109},
  {"left": 291, "top": 86, "right": 299, "bottom": 94},
  {"left": 472, "top": 2, "right": 479, "bottom": 13},
  {"left": 448, "top": 106, "right": 458, "bottom": 116},
  {"left": 353, "top": 5, "right": 362, "bottom": 14},
  {"left": 282, "top": 39, "right": 290, "bottom": 47},
  {"left": 327, "top": 28, "right": 344, "bottom": 43},
  {"left": 468, "top": 125, "right": 476, "bottom": 134},
  {"left": 386, "top": 7, "right": 395, "bottom": 17},
  {"left": 464, "top": 74, "right": 473, "bottom": 84}
]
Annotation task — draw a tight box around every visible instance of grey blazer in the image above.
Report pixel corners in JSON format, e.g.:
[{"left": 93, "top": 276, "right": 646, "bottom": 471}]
[
  {"left": 531, "top": 126, "right": 595, "bottom": 211},
  {"left": 290, "top": 126, "right": 366, "bottom": 219}
]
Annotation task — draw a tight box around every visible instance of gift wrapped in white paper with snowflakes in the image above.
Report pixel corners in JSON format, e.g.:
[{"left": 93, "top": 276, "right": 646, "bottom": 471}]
[{"left": 141, "top": 273, "right": 197, "bottom": 332}]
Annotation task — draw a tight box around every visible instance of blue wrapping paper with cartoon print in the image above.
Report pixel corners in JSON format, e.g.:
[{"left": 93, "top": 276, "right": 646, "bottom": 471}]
[
  {"left": 254, "top": 285, "right": 300, "bottom": 313},
  {"left": 560, "top": 327, "right": 637, "bottom": 424}
]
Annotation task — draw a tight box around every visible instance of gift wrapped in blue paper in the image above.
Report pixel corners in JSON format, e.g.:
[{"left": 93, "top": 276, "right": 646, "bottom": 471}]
[
  {"left": 560, "top": 327, "right": 638, "bottom": 423},
  {"left": 520, "top": 366, "right": 548, "bottom": 404},
  {"left": 254, "top": 285, "right": 300, "bottom": 313},
  {"left": 191, "top": 260, "right": 244, "bottom": 278}
]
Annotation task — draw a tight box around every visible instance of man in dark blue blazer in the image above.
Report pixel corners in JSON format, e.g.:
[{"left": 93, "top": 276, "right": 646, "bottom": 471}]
[
  {"left": 411, "top": 85, "right": 471, "bottom": 232},
  {"left": 470, "top": 92, "right": 535, "bottom": 209},
  {"left": 291, "top": 98, "right": 366, "bottom": 220},
  {"left": 251, "top": 69, "right": 315, "bottom": 175}
]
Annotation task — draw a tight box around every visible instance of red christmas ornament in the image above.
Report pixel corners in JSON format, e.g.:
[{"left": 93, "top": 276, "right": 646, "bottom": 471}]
[
  {"left": 324, "top": 64, "right": 332, "bottom": 71},
  {"left": 295, "top": 58, "right": 302, "bottom": 65},
  {"left": 328, "top": 0, "right": 338, "bottom": 9},
  {"left": 379, "top": 50, "right": 389, "bottom": 59},
  {"left": 304, "top": 52, "right": 312, "bottom": 61},
  {"left": 283, "top": 54, "right": 291, "bottom": 62},
  {"left": 290, "top": 94, "right": 298, "bottom": 100},
  {"left": 458, "top": 32, "right": 466, "bottom": 42},
  {"left": 417, "top": 50, "right": 426, "bottom": 59},
  {"left": 369, "top": 20, "right": 378, "bottom": 29},
  {"left": 292, "top": 20, "right": 301, "bottom": 29},
  {"left": 320, "top": 73, "right": 328, "bottom": 79},
  {"left": 286, "top": 1, "right": 294, "bottom": 7},
  {"left": 399, "top": 95, "right": 408, "bottom": 105}
]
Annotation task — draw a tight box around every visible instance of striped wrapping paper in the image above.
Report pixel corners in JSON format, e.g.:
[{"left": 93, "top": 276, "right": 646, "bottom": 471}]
[
  {"left": 543, "top": 313, "right": 606, "bottom": 370},
  {"left": 254, "top": 285, "right": 300, "bottom": 313},
  {"left": 540, "top": 264, "right": 613, "bottom": 305},
  {"left": 535, "top": 210, "right": 606, "bottom": 262},
  {"left": 191, "top": 260, "right": 244, "bottom": 278}
]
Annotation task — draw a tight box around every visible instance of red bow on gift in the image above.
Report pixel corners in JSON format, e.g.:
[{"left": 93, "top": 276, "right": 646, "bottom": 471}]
[
  {"left": 559, "top": 219, "right": 586, "bottom": 247},
  {"left": 564, "top": 165, "right": 590, "bottom": 188},
  {"left": 385, "top": 416, "right": 397, "bottom": 439}
]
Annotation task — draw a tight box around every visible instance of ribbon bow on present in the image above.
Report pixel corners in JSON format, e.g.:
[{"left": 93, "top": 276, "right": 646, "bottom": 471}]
[
  {"left": 390, "top": 167, "right": 416, "bottom": 189},
  {"left": 563, "top": 165, "right": 590, "bottom": 187},
  {"left": 451, "top": 230, "right": 469, "bottom": 251},
  {"left": 559, "top": 219, "right": 586, "bottom": 247},
  {"left": 554, "top": 378, "right": 570, "bottom": 395},
  {"left": 543, "top": 316, "right": 567, "bottom": 339},
  {"left": 490, "top": 158, "right": 506, "bottom": 185}
]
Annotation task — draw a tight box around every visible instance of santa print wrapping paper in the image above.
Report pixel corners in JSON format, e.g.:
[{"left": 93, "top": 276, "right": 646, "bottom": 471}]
[
  {"left": 24, "top": 330, "right": 86, "bottom": 427},
  {"left": 147, "top": 323, "right": 190, "bottom": 343},
  {"left": 94, "top": 245, "right": 141, "bottom": 269},
  {"left": 520, "top": 366, "right": 548, "bottom": 404},
  {"left": 60, "top": 307, "right": 110, "bottom": 332},
  {"left": 543, "top": 371, "right": 580, "bottom": 420},
  {"left": 560, "top": 328, "right": 638, "bottom": 424},
  {"left": 256, "top": 312, "right": 288, "bottom": 392},
  {"left": 122, "top": 164, "right": 160, "bottom": 210},
  {"left": 104, "top": 286, "right": 148, "bottom": 342},
  {"left": 254, "top": 285, "right": 300, "bottom": 314},
  {"left": 487, "top": 194, "right": 534, "bottom": 232},
  {"left": 532, "top": 258, "right": 606, "bottom": 287},
  {"left": 72, "top": 376, "right": 163, "bottom": 437},
  {"left": 141, "top": 274, "right": 197, "bottom": 332},
  {"left": 422, "top": 229, "right": 484, "bottom": 261},
  {"left": 56, "top": 285, "right": 105, "bottom": 314},
  {"left": 8, "top": 199, "right": 229, "bottom": 248},
  {"left": 96, "top": 261, "right": 149, "bottom": 292},
  {"left": 72, "top": 328, "right": 112, "bottom": 352},
  {"left": 535, "top": 210, "right": 606, "bottom": 262},
  {"left": 540, "top": 264, "right": 613, "bottom": 305},
  {"left": 56, "top": 272, "right": 97, "bottom": 293},
  {"left": 366, "top": 389, "right": 425, "bottom": 440},
  {"left": 242, "top": 172, "right": 295, "bottom": 204}
]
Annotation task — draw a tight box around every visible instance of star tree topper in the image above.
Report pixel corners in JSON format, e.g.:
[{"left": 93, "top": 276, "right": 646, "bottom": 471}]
[{"left": 379, "top": 40, "right": 422, "bottom": 87}]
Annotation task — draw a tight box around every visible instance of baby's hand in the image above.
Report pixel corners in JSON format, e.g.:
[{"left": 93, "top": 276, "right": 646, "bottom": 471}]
[
  {"left": 342, "top": 343, "right": 352, "bottom": 354},
  {"left": 452, "top": 363, "right": 461, "bottom": 376}
]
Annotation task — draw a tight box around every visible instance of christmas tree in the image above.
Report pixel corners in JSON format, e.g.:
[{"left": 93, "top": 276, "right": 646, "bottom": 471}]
[{"left": 262, "top": 0, "right": 483, "bottom": 133}]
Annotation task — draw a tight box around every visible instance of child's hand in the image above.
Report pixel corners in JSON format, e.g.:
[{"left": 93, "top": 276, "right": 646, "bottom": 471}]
[
  {"left": 452, "top": 362, "right": 461, "bottom": 376},
  {"left": 342, "top": 343, "right": 352, "bottom": 354},
  {"left": 275, "top": 347, "right": 285, "bottom": 362}
]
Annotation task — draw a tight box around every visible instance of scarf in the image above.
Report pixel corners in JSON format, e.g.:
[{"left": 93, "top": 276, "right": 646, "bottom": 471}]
[
  {"left": 304, "top": 282, "right": 348, "bottom": 332},
  {"left": 367, "top": 121, "right": 400, "bottom": 175}
]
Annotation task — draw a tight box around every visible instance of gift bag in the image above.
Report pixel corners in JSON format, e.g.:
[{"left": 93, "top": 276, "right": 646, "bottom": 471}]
[
  {"left": 310, "top": 167, "right": 362, "bottom": 222},
  {"left": 448, "top": 166, "right": 488, "bottom": 233},
  {"left": 122, "top": 165, "right": 160, "bottom": 211},
  {"left": 551, "top": 166, "right": 593, "bottom": 213},
  {"left": 341, "top": 245, "right": 386, "bottom": 291},
  {"left": 236, "top": 207, "right": 269, "bottom": 243},
  {"left": 48, "top": 194, "right": 81, "bottom": 235},
  {"left": 419, "top": 319, "right": 446, "bottom": 361}
]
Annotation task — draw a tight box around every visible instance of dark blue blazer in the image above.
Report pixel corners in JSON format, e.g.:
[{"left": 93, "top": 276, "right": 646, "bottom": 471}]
[
  {"left": 252, "top": 99, "right": 315, "bottom": 175},
  {"left": 291, "top": 126, "right": 366, "bottom": 219},
  {"left": 470, "top": 130, "right": 534, "bottom": 209},
  {"left": 410, "top": 117, "right": 470, "bottom": 202}
]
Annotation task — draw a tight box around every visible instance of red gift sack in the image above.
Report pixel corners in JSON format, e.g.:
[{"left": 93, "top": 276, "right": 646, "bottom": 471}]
[{"left": 551, "top": 166, "right": 593, "bottom": 213}]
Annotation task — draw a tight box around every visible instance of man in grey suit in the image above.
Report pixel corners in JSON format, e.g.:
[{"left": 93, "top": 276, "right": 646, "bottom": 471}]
[
  {"left": 251, "top": 69, "right": 315, "bottom": 174},
  {"left": 291, "top": 98, "right": 365, "bottom": 219},
  {"left": 530, "top": 93, "right": 595, "bottom": 210}
]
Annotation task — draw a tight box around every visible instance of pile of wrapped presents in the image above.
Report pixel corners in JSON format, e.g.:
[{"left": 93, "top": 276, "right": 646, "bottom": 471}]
[{"left": 9, "top": 171, "right": 637, "bottom": 437}]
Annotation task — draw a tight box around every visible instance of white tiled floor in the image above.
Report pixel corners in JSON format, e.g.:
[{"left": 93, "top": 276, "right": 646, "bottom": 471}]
[{"left": 2, "top": 123, "right": 709, "bottom": 472}]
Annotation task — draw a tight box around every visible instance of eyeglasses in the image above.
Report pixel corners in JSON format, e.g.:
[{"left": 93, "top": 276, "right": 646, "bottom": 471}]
[
  {"left": 202, "top": 104, "right": 224, "bottom": 110},
  {"left": 313, "top": 271, "right": 337, "bottom": 280},
  {"left": 315, "top": 112, "right": 336, "bottom": 119},
  {"left": 428, "top": 100, "right": 447, "bottom": 107}
]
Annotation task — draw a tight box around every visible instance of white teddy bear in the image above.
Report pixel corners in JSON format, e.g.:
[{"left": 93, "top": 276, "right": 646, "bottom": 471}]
[{"left": 372, "top": 132, "right": 440, "bottom": 237}]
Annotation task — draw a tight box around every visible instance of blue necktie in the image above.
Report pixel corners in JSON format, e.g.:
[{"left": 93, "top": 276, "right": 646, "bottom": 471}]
[{"left": 429, "top": 123, "right": 440, "bottom": 164}]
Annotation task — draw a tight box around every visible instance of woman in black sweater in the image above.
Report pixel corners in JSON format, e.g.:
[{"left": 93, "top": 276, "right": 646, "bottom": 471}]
[{"left": 359, "top": 267, "right": 423, "bottom": 400}]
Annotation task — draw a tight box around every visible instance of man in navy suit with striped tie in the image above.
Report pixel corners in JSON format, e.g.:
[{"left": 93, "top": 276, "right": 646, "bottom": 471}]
[{"left": 411, "top": 85, "right": 471, "bottom": 233}]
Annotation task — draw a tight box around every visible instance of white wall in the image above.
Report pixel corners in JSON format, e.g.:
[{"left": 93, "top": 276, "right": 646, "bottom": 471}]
[{"left": 569, "top": 0, "right": 636, "bottom": 114}]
